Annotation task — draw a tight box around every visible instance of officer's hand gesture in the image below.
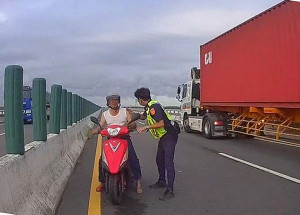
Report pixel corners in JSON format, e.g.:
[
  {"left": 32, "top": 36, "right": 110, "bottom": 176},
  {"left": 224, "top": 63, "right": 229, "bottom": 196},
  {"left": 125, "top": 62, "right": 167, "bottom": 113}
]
[{"left": 137, "top": 125, "right": 149, "bottom": 133}]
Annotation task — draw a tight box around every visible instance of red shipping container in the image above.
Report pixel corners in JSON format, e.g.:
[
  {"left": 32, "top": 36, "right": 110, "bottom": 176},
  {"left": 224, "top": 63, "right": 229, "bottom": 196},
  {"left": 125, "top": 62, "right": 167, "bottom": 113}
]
[{"left": 200, "top": 0, "right": 300, "bottom": 109}]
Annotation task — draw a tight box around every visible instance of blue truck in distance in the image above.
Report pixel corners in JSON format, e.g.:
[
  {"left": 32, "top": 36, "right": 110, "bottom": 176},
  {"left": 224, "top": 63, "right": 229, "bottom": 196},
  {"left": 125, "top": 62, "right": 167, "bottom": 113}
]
[
  {"left": 22, "top": 86, "right": 33, "bottom": 123},
  {"left": 22, "top": 86, "right": 51, "bottom": 123}
]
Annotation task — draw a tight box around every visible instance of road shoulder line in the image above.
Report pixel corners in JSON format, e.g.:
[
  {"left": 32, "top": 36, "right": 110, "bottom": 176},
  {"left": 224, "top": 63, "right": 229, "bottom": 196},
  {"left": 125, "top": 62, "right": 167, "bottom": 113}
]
[
  {"left": 88, "top": 135, "right": 102, "bottom": 215},
  {"left": 219, "top": 152, "right": 300, "bottom": 184}
]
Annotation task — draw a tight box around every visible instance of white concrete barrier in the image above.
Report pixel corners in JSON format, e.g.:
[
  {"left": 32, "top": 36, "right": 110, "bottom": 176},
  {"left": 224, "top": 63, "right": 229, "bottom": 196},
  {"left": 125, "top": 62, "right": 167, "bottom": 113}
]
[{"left": 0, "top": 110, "right": 100, "bottom": 215}]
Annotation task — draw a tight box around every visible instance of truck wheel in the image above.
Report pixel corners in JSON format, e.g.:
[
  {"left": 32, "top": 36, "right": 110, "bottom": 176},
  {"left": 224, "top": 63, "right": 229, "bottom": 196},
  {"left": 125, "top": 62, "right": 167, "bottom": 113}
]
[
  {"left": 203, "top": 118, "right": 212, "bottom": 139},
  {"left": 183, "top": 115, "right": 192, "bottom": 133}
]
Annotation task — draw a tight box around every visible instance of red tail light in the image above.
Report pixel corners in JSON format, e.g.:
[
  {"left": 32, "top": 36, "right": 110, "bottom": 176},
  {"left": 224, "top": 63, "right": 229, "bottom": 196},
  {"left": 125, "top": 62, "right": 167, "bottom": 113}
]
[{"left": 213, "top": 121, "right": 224, "bottom": 126}]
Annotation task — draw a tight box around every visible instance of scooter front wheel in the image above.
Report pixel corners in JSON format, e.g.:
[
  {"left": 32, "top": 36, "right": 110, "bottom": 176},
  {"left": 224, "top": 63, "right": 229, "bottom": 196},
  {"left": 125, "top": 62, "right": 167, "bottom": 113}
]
[{"left": 109, "top": 174, "right": 123, "bottom": 205}]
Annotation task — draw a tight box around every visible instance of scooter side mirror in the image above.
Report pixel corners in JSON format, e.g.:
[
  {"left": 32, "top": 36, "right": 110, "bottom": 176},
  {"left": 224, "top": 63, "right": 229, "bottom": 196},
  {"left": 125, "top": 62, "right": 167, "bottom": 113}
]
[{"left": 90, "top": 116, "right": 99, "bottom": 125}]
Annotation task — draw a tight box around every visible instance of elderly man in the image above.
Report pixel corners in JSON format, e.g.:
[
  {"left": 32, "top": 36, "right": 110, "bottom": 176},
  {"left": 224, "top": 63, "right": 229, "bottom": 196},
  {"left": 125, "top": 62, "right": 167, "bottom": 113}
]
[{"left": 92, "top": 94, "right": 142, "bottom": 194}]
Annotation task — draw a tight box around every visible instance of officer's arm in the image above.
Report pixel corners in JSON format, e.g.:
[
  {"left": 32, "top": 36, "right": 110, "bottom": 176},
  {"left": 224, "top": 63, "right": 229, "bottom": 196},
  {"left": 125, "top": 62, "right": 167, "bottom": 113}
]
[
  {"left": 139, "top": 110, "right": 147, "bottom": 120},
  {"left": 148, "top": 120, "right": 164, "bottom": 129},
  {"left": 126, "top": 107, "right": 146, "bottom": 120},
  {"left": 137, "top": 119, "right": 164, "bottom": 133},
  {"left": 137, "top": 105, "right": 164, "bottom": 133},
  {"left": 139, "top": 113, "right": 146, "bottom": 120},
  {"left": 149, "top": 105, "right": 164, "bottom": 129},
  {"left": 126, "top": 110, "right": 137, "bottom": 130}
]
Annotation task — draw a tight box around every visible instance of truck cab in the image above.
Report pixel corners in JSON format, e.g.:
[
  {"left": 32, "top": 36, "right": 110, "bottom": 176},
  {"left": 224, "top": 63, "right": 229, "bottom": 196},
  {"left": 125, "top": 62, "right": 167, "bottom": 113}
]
[
  {"left": 176, "top": 67, "right": 228, "bottom": 138},
  {"left": 177, "top": 68, "right": 201, "bottom": 111},
  {"left": 22, "top": 86, "right": 33, "bottom": 123}
]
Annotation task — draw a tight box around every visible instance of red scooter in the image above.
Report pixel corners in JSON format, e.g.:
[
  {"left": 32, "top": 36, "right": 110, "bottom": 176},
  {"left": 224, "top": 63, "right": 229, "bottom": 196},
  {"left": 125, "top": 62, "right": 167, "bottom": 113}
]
[{"left": 90, "top": 114, "right": 139, "bottom": 205}]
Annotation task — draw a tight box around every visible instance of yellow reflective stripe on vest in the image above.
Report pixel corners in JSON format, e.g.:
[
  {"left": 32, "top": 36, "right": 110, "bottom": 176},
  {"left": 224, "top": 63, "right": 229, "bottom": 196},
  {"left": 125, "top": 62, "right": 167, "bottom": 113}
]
[{"left": 146, "top": 100, "right": 173, "bottom": 139}]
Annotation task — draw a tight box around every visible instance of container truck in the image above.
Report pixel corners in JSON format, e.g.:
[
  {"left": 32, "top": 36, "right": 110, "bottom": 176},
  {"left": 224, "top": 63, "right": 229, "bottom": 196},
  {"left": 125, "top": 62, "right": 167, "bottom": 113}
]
[{"left": 176, "top": 0, "right": 300, "bottom": 143}]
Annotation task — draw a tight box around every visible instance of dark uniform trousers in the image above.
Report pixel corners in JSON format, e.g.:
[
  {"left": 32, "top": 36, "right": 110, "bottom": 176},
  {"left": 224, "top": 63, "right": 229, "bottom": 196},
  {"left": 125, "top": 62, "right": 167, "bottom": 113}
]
[
  {"left": 157, "top": 132, "right": 178, "bottom": 190},
  {"left": 99, "top": 135, "right": 142, "bottom": 183}
]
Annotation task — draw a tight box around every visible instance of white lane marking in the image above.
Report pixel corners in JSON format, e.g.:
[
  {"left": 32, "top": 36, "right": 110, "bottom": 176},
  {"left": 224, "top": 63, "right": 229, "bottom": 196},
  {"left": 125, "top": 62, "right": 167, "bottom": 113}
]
[
  {"left": 0, "top": 133, "right": 5, "bottom": 136},
  {"left": 219, "top": 152, "right": 300, "bottom": 184}
]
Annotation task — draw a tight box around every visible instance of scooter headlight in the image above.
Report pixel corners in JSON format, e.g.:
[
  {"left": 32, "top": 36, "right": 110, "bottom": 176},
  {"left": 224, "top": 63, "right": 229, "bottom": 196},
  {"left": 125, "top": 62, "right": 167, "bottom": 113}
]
[{"left": 107, "top": 127, "right": 121, "bottom": 137}]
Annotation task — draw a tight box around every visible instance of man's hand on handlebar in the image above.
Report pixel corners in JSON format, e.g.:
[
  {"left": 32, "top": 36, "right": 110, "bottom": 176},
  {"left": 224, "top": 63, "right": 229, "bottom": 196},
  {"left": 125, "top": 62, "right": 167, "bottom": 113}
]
[{"left": 92, "top": 127, "right": 101, "bottom": 135}]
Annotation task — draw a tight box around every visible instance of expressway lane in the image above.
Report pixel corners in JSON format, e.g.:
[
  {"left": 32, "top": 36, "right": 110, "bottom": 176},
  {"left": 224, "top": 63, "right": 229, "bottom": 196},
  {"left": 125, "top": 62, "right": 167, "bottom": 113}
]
[
  {"left": 182, "top": 132, "right": 300, "bottom": 181},
  {"left": 57, "top": 130, "right": 300, "bottom": 215}
]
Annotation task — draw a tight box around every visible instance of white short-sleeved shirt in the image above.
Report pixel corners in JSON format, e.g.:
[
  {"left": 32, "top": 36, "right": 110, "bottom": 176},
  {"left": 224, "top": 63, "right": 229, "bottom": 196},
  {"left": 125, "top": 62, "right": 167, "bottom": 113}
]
[{"left": 103, "top": 108, "right": 127, "bottom": 126}]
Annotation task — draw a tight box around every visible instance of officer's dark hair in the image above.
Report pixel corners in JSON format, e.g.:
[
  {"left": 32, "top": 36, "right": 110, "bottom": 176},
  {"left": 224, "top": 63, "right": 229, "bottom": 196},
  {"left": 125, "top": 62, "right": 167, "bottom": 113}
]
[{"left": 134, "top": 87, "right": 151, "bottom": 101}]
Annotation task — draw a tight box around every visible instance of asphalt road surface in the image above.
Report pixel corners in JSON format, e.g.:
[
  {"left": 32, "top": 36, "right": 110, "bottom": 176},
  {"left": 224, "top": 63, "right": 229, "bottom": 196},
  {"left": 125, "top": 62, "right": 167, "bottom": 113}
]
[{"left": 56, "top": 129, "right": 300, "bottom": 215}]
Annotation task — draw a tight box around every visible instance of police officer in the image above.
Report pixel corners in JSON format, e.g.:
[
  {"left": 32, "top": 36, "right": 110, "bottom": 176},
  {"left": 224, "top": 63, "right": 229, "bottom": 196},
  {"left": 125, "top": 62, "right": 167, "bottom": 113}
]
[
  {"left": 135, "top": 87, "right": 178, "bottom": 200},
  {"left": 92, "top": 94, "right": 143, "bottom": 194}
]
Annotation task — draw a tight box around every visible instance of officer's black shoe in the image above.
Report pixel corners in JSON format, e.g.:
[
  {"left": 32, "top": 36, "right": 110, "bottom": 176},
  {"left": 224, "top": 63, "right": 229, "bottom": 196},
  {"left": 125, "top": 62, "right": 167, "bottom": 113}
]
[
  {"left": 148, "top": 181, "right": 166, "bottom": 189},
  {"left": 159, "top": 189, "right": 174, "bottom": 201}
]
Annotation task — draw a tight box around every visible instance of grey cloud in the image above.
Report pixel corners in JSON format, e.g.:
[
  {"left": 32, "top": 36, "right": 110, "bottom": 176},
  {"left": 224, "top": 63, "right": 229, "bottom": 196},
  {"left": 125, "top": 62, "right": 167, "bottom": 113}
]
[{"left": 0, "top": 0, "right": 282, "bottom": 106}]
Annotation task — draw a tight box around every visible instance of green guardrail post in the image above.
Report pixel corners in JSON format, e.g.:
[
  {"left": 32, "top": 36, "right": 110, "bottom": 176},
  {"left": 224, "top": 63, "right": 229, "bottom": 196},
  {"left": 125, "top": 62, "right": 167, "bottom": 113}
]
[
  {"left": 86, "top": 99, "right": 89, "bottom": 116},
  {"left": 82, "top": 98, "right": 85, "bottom": 118},
  {"left": 50, "top": 84, "right": 62, "bottom": 134},
  {"left": 83, "top": 98, "right": 86, "bottom": 117},
  {"left": 60, "top": 89, "right": 67, "bottom": 129},
  {"left": 76, "top": 95, "right": 80, "bottom": 122},
  {"left": 67, "top": 92, "right": 72, "bottom": 126},
  {"left": 32, "top": 78, "right": 47, "bottom": 141},
  {"left": 4, "top": 65, "right": 24, "bottom": 154},
  {"left": 78, "top": 96, "right": 81, "bottom": 121},
  {"left": 80, "top": 96, "right": 82, "bottom": 119},
  {"left": 79, "top": 96, "right": 83, "bottom": 120},
  {"left": 72, "top": 94, "right": 77, "bottom": 124},
  {"left": 90, "top": 101, "right": 92, "bottom": 115}
]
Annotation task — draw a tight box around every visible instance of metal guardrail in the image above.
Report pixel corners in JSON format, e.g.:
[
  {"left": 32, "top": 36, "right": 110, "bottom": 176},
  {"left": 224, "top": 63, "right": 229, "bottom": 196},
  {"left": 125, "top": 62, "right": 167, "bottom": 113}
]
[{"left": 3, "top": 65, "right": 100, "bottom": 155}]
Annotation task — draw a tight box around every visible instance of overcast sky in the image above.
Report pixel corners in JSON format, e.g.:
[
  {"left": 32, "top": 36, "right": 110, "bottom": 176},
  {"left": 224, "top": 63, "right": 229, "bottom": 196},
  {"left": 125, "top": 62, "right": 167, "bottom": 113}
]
[{"left": 0, "top": 0, "right": 282, "bottom": 106}]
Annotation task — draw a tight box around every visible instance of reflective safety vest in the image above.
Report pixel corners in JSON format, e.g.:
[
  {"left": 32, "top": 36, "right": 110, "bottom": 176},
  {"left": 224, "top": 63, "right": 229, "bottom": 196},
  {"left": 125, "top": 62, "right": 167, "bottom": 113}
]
[{"left": 146, "top": 100, "right": 173, "bottom": 139}]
